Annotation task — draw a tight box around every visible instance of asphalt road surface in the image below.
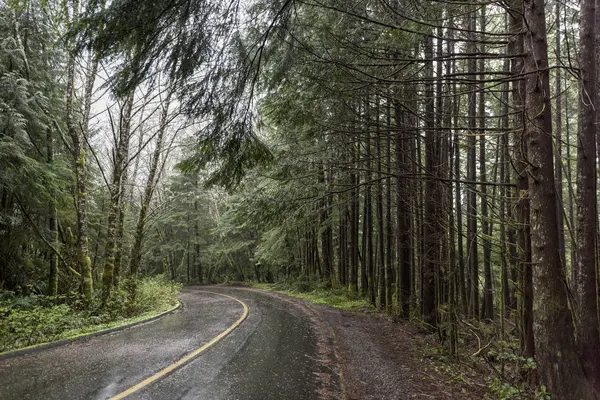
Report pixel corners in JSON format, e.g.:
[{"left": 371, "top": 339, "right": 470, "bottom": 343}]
[{"left": 0, "top": 287, "right": 329, "bottom": 400}]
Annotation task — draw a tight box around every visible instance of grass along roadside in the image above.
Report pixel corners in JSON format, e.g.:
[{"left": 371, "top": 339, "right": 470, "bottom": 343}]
[
  {"left": 250, "top": 282, "right": 375, "bottom": 312},
  {"left": 0, "top": 275, "right": 180, "bottom": 353}
]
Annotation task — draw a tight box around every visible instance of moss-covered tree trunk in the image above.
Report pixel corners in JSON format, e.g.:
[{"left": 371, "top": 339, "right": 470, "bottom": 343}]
[
  {"left": 113, "top": 163, "right": 129, "bottom": 287},
  {"left": 102, "top": 93, "right": 134, "bottom": 303},
  {"left": 64, "top": 0, "right": 94, "bottom": 303},
  {"left": 47, "top": 127, "right": 58, "bottom": 296}
]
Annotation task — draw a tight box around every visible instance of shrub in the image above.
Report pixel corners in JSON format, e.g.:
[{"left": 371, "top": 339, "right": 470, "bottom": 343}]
[
  {"left": 126, "top": 275, "right": 180, "bottom": 315},
  {"left": 0, "top": 276, "right": 180, "bottom": 353}
]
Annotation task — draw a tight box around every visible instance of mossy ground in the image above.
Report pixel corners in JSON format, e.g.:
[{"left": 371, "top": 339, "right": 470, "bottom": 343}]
[{"left": 251, "top": 282, "right": 374, "bottom": 311}]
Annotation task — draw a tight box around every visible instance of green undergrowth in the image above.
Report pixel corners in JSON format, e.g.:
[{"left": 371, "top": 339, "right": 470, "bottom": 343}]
[
  {"left": 0, "top": 275, "right": 180, "bottom": 353},
  {"left": 252, "top": 280, "right": 374, "bottom": 311}
]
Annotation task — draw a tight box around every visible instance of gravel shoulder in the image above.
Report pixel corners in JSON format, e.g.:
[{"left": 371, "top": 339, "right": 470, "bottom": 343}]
[{"left": 244, "top": 287, "right": 487, "bottom": 400}]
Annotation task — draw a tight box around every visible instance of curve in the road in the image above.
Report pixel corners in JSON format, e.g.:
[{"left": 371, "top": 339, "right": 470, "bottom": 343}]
[{"left": 110, "top": 291, "right": 249, "bottom": 400}]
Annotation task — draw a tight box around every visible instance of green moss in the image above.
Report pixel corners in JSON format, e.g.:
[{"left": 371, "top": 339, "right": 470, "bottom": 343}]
[
  {"left": 66, "top": 227, "right": 76, "bottom": 245},
  {"left": 252, "top": 283, "right": 273, "bottom": 291},
  {"left": 283, "top": 290, "right": 372, "bottom": 310},
  {"left": 76, "top": 148, "right": 86, "bottom": 167},
  {"left": 81, "top": 255, "right": 93, "bottom": 303}
]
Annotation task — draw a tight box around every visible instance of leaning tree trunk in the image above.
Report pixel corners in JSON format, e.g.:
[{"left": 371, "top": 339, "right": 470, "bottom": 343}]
[{"left": 129, "top": 94, "right": 172, "bottom": 279}]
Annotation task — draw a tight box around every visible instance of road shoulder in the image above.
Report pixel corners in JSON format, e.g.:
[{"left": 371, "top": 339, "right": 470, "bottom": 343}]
[{"left": 235, "top": 286, "right": 487, "bottom": 399}]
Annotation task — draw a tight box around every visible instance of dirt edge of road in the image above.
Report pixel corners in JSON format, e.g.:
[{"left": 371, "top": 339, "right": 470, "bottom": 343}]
[{"left": 224, "top": 286, "right": 487, "bottom": 400}]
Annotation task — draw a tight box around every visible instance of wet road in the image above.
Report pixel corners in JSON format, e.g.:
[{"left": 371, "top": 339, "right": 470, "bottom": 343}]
[{"left": 0, "top": 287, "right": 329, "bottom": 400}]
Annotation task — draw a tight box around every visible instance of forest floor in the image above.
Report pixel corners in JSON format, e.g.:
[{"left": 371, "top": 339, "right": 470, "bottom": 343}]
[
  {"left": 252, "top": 286, "right": 490, "bottom": 400},
  {"left": 0, "top": 276, "right": 179, "bottom": 354}
]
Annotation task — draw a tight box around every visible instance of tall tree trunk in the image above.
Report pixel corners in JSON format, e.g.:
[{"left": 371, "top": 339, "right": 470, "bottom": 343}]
[
  {"left": 194, "top": 177, "right": 203, "bottom": 284},
  {"left": 479, "top": 7, "right": 493, "bottom": 321},
  {"left": 385, "top": 97, "right": 393, "bottom": 310},
  {"left": 500, "top": 50, "right": 511, "bottom": 319},
  {"left": 445, "top": 16, "right": 459, "bottom": 349},
  {"left": 509, "top": 0, "right": 534, "bottom": 360},
  {"left": 435, "top": 23, "right": 448, "bottom": 314},
  {"left": 375, "top": 96, "right": 386, "bottom": 309},
  {"left": 364, "top": 99, "right": 375, "bottom": 303},
  {"left": 338, "top": 192, "right": 347, "bottom": 287},
  {"left": 415, "top": 106, "right": 423, "bottom": 314},
  {"left": 466, "top": 8, "right": 479, "bottom": 319},
  {"left": 113, "top": 164, "right": 128, "bottom": 287},
  {"left": 186, "top": 237, "right": 190, "bottom": 284},
  {"left": 554, "top": 0, "right": 566, "bottom": 267},
  {"left": 422, "top": 34, "right": 436, "bottom": 326},
  {"left": 320, "top": 164, "right": 333, "bottom": 282},
  {"left": 523, "top": 0, "right": 594, "bottom": 395},
  {"left": 454, "top": 113, "right": 467, "bottom": 315},
  {"left": 395, "top": 98, "right": 411, "bottom": 318},
  {"left": 102, "top": 93, "right": 134, "bottom": 303},
  {"left": 65, "top": 0, "right": 93, "bottom": 303},
  {"left": 349, "top": 127, "right": 359, "bottom": 292},
  {"left": 575, "top": 0, "right": 600, "bottom": 390},
  {"left": 47, "top": 127, "right": 58, "bottom": 296}
]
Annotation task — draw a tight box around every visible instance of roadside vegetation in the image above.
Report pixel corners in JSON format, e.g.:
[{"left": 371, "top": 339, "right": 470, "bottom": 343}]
[
  {"left": 252, "top": 281, "right": 373, "bottom": 312},
  {"left": 0, "top": 276, "right": 179, "bottom": 353}
]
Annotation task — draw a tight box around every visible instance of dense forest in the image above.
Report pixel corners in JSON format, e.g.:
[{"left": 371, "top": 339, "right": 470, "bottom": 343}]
[{"left": 1, "top": 0, "right": 600, "bottom": 397}]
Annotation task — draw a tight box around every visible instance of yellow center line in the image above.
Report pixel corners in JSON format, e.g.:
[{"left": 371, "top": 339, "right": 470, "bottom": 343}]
[{"left": 109, "top": 290, "right": 249, "bottom": 400}]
